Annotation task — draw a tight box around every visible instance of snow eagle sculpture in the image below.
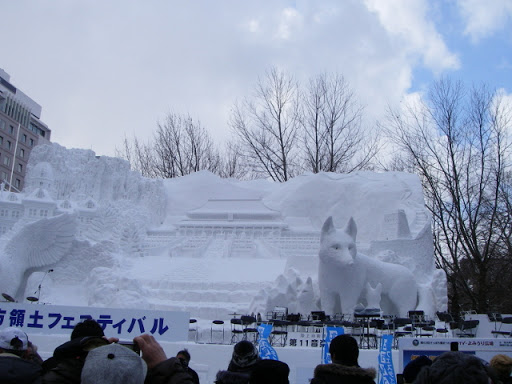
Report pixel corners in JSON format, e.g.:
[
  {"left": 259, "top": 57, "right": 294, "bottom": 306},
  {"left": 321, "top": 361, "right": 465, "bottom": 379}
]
[
  {"left": 0, "top": 213, "right": 77, "bottom": 301},
  {"left": 318, "top": 216, "right": 419, "bottom": 317}
]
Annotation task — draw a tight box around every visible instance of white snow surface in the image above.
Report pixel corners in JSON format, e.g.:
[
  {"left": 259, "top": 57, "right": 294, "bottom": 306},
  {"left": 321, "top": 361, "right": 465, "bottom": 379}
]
[{"left": 0, "top": 143, "right": 446, "bottom": 319}]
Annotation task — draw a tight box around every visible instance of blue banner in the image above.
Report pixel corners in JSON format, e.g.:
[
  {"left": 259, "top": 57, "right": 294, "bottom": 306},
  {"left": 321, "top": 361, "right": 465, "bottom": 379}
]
[
  {"left": 322, "top": 326, "right": 344, "bottom": 364},
  {"left": 378, "top": 334, "right": 396, "bottom": 384},
  {"left": 258, "top": 323, "right": 279, "bottom": 360}
]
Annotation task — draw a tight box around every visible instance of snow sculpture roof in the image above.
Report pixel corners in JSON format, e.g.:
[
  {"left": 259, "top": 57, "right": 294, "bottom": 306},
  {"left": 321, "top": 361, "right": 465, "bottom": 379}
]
[{"left": 187, "top": 199, "right": 281, "bottom": 220}]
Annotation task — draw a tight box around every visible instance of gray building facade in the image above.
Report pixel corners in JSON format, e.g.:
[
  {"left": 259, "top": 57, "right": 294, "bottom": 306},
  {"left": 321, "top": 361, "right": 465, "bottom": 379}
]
[{"left": 0, "top": 68, "right": 51, "bottom": 191}]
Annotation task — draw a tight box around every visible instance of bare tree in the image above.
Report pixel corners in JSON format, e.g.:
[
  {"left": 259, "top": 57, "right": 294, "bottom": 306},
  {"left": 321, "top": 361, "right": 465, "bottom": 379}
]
[
  {"left": 116, "top": 136, "right": 159, "bottom": 178},
  {"left": 300, "top": 73, "right": 379, "bottom": 173},
  {"left": 230, "top": 67, "right": 300, "bottom": 182},
  {"left": 117, "top": 112, "right": 221, "bottom": 178},
  {"left": 218, "top": 141, "right": 253, "bottom": 179},
  {"left": 383, "top": 78, "right": 512, "bottom": 313}
]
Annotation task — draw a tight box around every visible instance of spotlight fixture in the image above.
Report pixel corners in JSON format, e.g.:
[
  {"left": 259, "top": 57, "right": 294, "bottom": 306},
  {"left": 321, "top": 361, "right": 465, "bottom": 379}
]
[{"left": 1, "top": 293, "right": 15, "bottom": 302}]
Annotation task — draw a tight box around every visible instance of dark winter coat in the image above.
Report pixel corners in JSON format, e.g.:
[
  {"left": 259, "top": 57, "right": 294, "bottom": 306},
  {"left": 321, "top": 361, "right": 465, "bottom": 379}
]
[
  {"left": 215, "top": 370, "right": 250, "bottom": 384},
  {"left": 145, "top": 357, "right": 195, "bottom": 384},
  {"left": 42, "top": 336, "right": 108, "bottom": 384},
  {"left": 0, "top": 353, "right": 42, "bottom": 384},
  {"left": 311, "top": 363, "right": 376, "bottom": 384},
  {"left": 185, "top": 366, "right": 200, "bottom": 384}
]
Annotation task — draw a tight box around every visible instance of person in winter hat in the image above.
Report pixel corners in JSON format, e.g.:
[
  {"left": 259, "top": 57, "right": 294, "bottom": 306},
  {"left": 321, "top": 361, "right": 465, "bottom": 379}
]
[
  {"left": 42, "top": 335, "right": 110, "bottom": 384},
  {"left": 216, "top": 340, "right": 260, "bottom": 384},
  {"left": 249, "top": 359, "right": 290, "bottom": 384},
  {"left": 81, "top": 343, "right": 147, "bottom": 384},
  {"left": 42, "top": 318, "right": 108, "bottom": 375},
  {"left": 0, "top": 327, "right": 42, "bottom": 384},
  {"left": 413, "top": 351, "right": 495, "bottom": 384},
  {"left": 402, "top": 355, "right": 432, "bottom": 383},
  {"left": 311, "top": 335, "right": 376, "bottom": 384},
  {"left": 228, "top": 340, "right": 260, "bottom": 374}
]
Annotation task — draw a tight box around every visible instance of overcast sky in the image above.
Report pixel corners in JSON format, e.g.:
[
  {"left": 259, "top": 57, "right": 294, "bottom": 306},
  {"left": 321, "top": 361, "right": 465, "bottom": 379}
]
[{"left": 2, "top": 0, "right": 512, "bottom": 157}]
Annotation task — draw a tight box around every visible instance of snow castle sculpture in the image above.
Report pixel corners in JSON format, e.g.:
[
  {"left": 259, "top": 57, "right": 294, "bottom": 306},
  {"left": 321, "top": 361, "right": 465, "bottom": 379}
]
[{"left": 0, "top": 143, "right": 447, "bottom": 319}]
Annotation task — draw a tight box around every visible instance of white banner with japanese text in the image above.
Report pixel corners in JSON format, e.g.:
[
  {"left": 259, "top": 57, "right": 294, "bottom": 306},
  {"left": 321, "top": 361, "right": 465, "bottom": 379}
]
[
  {"left": 399, "top": 338, "right": 512, "bottom": 373},
  {"left": 0, "top": 302, "right": 189, "bottom": 342}
]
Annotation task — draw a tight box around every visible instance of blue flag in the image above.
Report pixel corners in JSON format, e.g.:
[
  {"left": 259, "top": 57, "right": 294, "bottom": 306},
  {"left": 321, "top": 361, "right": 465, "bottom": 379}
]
[
  {"left": 258, "top": 323, "right": 279, "bottom": 360},
  {"left": 322, "top": 326, "right": 344, "bottom": 364},
  {"left": 378, "top": 334, "right": 396, "bottom": 384}
]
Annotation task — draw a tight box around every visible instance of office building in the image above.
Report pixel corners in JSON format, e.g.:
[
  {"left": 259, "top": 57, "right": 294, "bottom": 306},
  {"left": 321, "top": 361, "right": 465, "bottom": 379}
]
[{"left": 0, "top": 68, "right": 51, "bottom": 191}]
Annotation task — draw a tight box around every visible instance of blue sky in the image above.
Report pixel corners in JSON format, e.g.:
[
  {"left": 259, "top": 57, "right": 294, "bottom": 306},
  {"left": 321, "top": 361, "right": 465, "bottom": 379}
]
[
  {"left": 2, "top": 0, "right": 512, "bottom": 157},
  {"left": 410, "top": 0, "right": 512, "bottom": 93}
]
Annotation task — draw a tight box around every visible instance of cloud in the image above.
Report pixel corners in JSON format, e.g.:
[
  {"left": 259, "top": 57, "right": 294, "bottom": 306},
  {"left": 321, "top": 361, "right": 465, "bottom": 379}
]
[
  {"left": 2, "top": 0, "right": 458, "bottom": 157},
  {"left": 456, "top": 0, "right": 512, "bottom": 42},
  {"left": 363, "top": 0, "right": 460, "bottom": 73}
]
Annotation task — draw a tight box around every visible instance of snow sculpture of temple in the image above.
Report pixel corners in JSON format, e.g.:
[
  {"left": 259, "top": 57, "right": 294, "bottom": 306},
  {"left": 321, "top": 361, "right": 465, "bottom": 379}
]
[{"left": 0, "top": 143, "right": 447, "bottom": 319}]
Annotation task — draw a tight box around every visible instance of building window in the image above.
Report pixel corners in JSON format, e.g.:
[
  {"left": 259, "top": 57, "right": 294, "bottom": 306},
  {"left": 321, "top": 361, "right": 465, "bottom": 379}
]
[
  {"left": 0, "top": 209, "right": 5, "bottom": 217},
  {"left": 19, "top": 148, "right": 24, "bottom": 158},
  {"left": 29, "top": 138, "right": 34, "bottom": 147},
  {"left": 1, "top": 171, "right": 6, "bottom": 181},
  {"left": 3, "top": 156, "right": 9, "bottom": 166},
  {"left": 17, "top": 163, "right": 22, "bottom": 173},
  {"left": 0, "top": 120, "right": 5, "bottom": 130},
  {"left": 15, "top": 179, "right": 20, "bottom": 189},
  {"left": 9, "top": 125, "right": 14, "bottom": 134},
  {"left": 6, "top": 141, "right": 11, "bottom": 150},
  {"left": 11, "top": 210, "right": 20, "bottom": 218},
  {"left": 22, "top": 134, "right": 27, "bottom": 143},
  {"left": 0, "top": 136, "right": 2, "bottom": 145},
  {"left": 39, "top": 209, "right": 48, "bottom": 217}
]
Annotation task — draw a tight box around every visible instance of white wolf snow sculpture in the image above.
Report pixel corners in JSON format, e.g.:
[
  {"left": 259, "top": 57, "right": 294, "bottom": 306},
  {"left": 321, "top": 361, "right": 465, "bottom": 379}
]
[{"left": 318, "top": 216, "right": 418, "bottom": 317}]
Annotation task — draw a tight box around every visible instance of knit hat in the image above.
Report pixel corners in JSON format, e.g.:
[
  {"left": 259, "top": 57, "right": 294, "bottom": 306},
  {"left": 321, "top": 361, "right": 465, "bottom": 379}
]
[
  {"left": 329, "top": 335, "right": 359, "bottom": 366},
  {"left": 0, "top": 327, "right": 28, "bottom": 351},
  {"left": 490, "top": 354, "right": 512, "bottom": 376},
  {"left": 230, "top": 340, "right": 259, "bottom": 370},
  {"left": 81, "top": 343, "right": 147, "bottom": 384},
  {"left": 249, "top": 359, "right": 290, "bottom": 384},
  {"left": 414, "top": 351, "right": 491, "bottom": 384},
  {"left": 402, "top": 355, "right": 432, "bottom": 383}
]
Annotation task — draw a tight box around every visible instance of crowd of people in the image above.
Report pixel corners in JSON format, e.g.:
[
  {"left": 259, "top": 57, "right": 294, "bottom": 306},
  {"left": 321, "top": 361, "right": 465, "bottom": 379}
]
[{"left": 1, "top": 320, "right": 512, "bottom": 384}]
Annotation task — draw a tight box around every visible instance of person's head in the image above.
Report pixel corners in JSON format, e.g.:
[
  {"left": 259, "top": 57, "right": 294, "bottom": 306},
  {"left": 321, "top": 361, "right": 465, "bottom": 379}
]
[
  {"left": 229, "top": 340, "right": 260, "bottom": 372},
  {"left": 249, "top": 359, "right": 290, "bottom": 384},
  {"left": 81, "top": 343, "right": 147, "bottom": 384},
  {"left": 177, "top": 349, "right": 191, "bottom": 367},
  {"left": 0, "top": 327, "right": 29, "bottom": 357},
  {"left": 71, "top": 319, "right": 105, "bottom": 340},
  {"left": 490, "top": 354, "right": 512, "bottom": 379},
  {"left": 329, "top": 335, "right": 359, "bottom": 366},
  {"left": 414, "top": 351, "right": 491, "bottom": 384},
  {"left": 402, "top": 355, "right": 433, "bottom": 383}
]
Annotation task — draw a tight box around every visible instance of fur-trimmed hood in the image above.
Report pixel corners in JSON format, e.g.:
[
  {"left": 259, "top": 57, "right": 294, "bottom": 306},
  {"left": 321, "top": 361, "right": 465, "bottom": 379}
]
[{"left": 312, "top": 363, "right": 376, "bottom": 384}]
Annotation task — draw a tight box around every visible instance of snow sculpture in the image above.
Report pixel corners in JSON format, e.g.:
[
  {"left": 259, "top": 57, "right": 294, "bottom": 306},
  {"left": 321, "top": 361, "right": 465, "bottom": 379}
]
[
  {"left": 0, "top": 143, "right": 446, "bottom": 318},
  {"left": 318, "top": 216, "right": 418, "bottom": 317},
  {"left": 0, "top": 213, "right": 77, "bottom": 301},
  {"left": 364, "top": 282, "right": 382, "bottom": 312},
  {"left": 250, "top": 268, "right": 319, "bottom": 317}
]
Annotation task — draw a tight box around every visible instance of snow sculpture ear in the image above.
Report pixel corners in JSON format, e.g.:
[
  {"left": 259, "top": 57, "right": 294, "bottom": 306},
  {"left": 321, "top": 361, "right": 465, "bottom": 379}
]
[
  {"left": 345, "top": 217, "right": 357, "bottom": 241},
  {"left": 321, "top": 216, "right": 336, "bottom": 243}
]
